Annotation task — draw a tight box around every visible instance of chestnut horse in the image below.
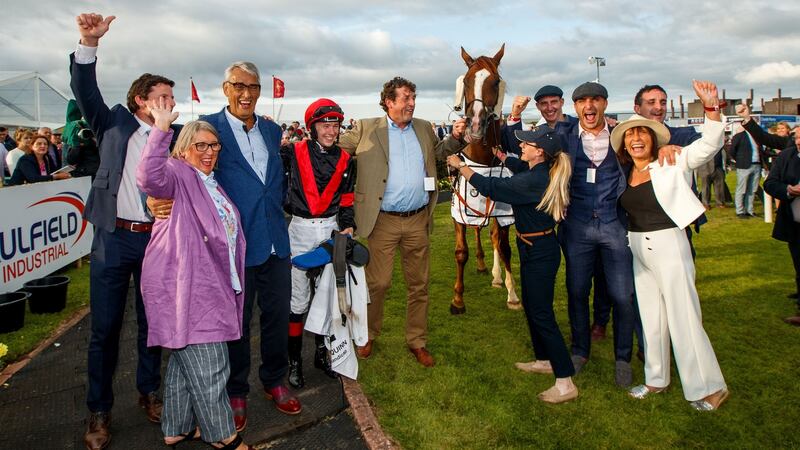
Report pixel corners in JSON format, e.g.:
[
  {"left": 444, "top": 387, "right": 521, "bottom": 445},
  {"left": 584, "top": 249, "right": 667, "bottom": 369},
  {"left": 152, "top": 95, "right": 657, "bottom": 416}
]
[{"left": 449, "top": 44, "right": 520, "bottom": 314}]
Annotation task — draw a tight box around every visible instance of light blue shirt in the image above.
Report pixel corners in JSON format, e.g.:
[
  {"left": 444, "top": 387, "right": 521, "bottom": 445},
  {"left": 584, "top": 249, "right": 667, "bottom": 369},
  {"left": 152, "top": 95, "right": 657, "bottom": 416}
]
[
  {"left": 381, "top": 116, "right": 428, "bottom": 212},
  {"left": 224, "top": 108, "right": 269, "bottom": 183}
]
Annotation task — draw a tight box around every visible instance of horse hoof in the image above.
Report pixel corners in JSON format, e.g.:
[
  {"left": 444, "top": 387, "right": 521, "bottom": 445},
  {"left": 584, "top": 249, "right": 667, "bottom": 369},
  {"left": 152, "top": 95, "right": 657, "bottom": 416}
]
[
  {"left": 506, "top": 301, "right": 523, "bottom": 311},
  {"left": 450, "top": 304, "right": 466, "bottom": 315}
]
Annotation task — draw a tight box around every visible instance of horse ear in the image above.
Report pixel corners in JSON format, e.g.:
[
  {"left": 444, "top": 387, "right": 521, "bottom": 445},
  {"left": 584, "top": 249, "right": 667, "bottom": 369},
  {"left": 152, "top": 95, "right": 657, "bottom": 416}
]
[
  {"left": 461, "top": 46, "right": 475, "bottom": 67},
  {"left": 453, "top": 75, "right": 465, "bottom": 112},
  {"left": 492, "top": 43, "right": 506, "bottom": 65}
]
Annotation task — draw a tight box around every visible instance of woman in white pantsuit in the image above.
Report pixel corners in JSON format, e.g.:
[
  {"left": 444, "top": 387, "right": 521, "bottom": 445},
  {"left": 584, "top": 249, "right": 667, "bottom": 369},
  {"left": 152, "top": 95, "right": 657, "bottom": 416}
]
[{"left": 610, "top": 80, "right": 729, "bottom": 411}]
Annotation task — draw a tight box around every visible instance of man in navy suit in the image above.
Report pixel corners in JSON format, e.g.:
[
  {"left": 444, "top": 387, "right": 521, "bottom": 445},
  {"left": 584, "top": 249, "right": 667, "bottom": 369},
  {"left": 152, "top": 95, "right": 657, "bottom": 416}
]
[
  {"left": 559, "top": 82, "right": 635, "bottom": 387},
  {"left": 200, "top": 61, "right": 299, "bottom": 431},
  {"left": 71, "top": 12, "right": 177, "bottom": 450}
]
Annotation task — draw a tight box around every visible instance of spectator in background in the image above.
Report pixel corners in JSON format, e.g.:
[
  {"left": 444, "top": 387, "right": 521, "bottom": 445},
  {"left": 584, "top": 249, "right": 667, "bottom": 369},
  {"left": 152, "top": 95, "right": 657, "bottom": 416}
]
[
  {"left": 6, "top": 129, "right": 34, "bottom": 175},
  {"left": 8, "top": 134, "right": 71, "bottom": 185},
  {"left": 729, "top": 122, "right": 763, "bottom": 218},
  {"left": 0, "top": 126, "right": 16, "bottom": 150},
  {"left": 698, "top": 146, "right": 726, "bottom": 209},
  {"left": 736, "top": 104, "right": 800, "bottom": 319},
  {"left": 38, "top": 126, "right": 62, "bottom": 168},
  {"left": 51, "top": 132, "right": 63, "bottom": 152},
  {"left": 63, "top": 99, "right": 101, "bottom": 179},
  {"left": 0, "top": 138, "right": 7, "bottom": 182}
]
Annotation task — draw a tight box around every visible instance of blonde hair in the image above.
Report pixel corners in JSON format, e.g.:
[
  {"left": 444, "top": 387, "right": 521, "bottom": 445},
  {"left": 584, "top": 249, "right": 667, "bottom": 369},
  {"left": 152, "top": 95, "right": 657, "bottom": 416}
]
[
  {"left": 170, "top": 121, "right": 220, "bottom": 159},
  {"left": 536, "top": 151, "right": 572, "bottom": 222}
]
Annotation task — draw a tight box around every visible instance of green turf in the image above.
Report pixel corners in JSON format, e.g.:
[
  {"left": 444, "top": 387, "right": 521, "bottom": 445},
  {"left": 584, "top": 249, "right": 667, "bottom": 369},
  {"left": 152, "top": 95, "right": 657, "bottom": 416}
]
[
  {"left": 358, "top": 173, "right": 800, "bottom": 449},
  {"left": 0, "top": 262, "right": 89, "bottom": 369}
]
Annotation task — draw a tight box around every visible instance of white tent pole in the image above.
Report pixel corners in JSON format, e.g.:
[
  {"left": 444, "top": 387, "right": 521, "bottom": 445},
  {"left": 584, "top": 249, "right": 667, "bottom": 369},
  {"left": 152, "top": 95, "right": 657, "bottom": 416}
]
[{"left": 33, "top": 72, "right": 41, "bottom": 124}]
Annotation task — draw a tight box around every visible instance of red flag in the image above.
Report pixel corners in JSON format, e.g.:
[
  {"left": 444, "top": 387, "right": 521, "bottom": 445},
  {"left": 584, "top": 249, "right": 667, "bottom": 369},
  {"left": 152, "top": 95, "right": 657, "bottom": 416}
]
[
  {"left": 273, "top": 77, "right": 285, "bottom": 98},
  {"left": 190, "top": 79, "right": 200, "bottom": 103}
]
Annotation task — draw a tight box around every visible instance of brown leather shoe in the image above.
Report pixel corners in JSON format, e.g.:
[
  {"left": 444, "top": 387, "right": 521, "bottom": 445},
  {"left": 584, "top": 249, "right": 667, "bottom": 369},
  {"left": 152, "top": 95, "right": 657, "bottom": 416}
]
[
  {"left": 138, "top": 392, "right": 163, "bottom": 423},
  {"left": 591, "top": 324, "right": 606, "bottom": 342},
  {"left": 784, "top": 315, "right": 800, "bottom": 326},
  {"left": 409, "top": 347, "right": 435, "bottom": 367},
  {"left": 84, "top": 411, "right": 111, "bottom": 450},
  {"left": 356, "top": 340, "right": 373, "bottom": 359},
  {"left": 264, "top": 385, "right": 303, "bottom": 415}
]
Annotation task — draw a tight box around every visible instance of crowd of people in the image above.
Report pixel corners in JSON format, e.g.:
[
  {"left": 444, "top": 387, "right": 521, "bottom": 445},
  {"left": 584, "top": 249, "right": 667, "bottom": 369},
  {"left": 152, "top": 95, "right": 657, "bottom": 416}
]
[{"left": 4, "top": 10, "right": 798, "bottom": 450}]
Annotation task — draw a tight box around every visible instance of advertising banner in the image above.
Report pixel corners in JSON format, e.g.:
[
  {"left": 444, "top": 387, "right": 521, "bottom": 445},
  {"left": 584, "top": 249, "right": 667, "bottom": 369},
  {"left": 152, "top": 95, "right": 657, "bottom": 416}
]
[{"left": 0, "top": 177, "right": 93, "bottom": 293}]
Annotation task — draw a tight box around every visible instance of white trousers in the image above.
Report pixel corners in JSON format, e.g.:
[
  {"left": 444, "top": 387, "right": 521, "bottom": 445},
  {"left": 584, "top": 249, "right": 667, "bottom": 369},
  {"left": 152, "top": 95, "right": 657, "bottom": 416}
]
[
  {"left": 289, "top": 215, "right": 339, "bottom": 314},
  {"left": 629, "top": 227, "right": 726, "bottom": 401}
]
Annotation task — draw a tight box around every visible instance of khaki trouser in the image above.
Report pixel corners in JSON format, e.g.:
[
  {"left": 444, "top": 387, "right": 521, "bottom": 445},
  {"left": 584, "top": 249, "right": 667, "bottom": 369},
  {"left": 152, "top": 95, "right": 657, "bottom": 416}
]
[{"left": 365, "top": 210, "right": 430, "bottom": 348}]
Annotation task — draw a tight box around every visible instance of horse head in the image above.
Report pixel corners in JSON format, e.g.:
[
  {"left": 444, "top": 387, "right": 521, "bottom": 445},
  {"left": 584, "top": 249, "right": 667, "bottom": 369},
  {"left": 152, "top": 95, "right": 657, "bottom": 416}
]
[{"left": 455, "top": 44, "right": 506, "bottom": 142}]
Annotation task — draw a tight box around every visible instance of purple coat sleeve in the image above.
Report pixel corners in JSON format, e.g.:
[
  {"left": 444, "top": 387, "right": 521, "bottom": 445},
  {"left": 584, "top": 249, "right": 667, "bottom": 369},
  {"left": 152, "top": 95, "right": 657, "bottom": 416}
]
[{"left": 136, "top": 128, "right": 177, "bottom": 198}]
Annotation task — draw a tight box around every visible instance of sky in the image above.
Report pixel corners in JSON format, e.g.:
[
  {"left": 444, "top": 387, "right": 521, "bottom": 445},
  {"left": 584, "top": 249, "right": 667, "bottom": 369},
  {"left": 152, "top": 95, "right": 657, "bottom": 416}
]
[{"left": 3, "top": 0, "right": 799, "bottom": 124}]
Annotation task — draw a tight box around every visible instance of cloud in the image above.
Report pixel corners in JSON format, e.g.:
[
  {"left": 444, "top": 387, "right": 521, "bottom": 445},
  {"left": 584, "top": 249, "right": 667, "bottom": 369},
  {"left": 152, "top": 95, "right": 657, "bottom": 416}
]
[{"left": 736, "top": 62, "right": 800, "bottom": 85}]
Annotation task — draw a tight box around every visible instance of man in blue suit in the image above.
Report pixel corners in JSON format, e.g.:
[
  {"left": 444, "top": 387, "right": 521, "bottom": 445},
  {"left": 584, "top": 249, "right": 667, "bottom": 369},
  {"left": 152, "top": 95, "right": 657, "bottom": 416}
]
[
  {"left": 558, "top": 82, "right": 635, "bottom": 387},
  {"left": 71, "top": 12, "right": 179, "bottom": 450},
  {"left": 201, "top": 61, "right": 298, "bottom": 431}
]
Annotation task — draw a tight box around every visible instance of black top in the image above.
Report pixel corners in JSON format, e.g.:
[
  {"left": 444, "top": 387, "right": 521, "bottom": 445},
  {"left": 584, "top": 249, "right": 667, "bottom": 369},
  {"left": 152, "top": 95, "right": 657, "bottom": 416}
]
[
  {"left": 620, "top": 180, "right": 676, "bottom": 232},
  {"left": 280, "top": 139, "right": 356, "bottom": 230},
  {"left": 468, "top": 157, "right": 556, "bottom": 233},
  {"left": 8, "top": 153, "right": 54, "bottom": 186}
]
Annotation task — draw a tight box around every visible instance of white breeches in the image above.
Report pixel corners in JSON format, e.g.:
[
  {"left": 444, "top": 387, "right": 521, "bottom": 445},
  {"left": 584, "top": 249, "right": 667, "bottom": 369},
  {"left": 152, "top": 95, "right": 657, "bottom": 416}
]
[
  {"left": 629, "top": 227, "right": 726, "bottom": 401},
  {"left": 289, "top": 215, "right": 339, "bottom": 314}
]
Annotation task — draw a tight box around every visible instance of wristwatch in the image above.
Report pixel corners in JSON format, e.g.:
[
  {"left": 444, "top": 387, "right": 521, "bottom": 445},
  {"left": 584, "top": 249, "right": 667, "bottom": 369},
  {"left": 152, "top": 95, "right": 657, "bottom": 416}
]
[{"left": 458, "top": 162, "right": 467, "bottom": 168}]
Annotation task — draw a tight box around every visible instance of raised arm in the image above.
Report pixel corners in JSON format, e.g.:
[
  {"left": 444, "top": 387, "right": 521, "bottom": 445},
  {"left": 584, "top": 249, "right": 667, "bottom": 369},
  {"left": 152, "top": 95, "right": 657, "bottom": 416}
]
[
  {"left": 136, "top": 98, "right": 179, "bottom": 198},
  {"left": 678, "top": 81, "right": 725, "bottom": 170},
  {"left": 69, "top": 13, "right": 117, "bottom": 136},
  {"left": 736, "top": 103, "right": 792, "bottom": 150}
]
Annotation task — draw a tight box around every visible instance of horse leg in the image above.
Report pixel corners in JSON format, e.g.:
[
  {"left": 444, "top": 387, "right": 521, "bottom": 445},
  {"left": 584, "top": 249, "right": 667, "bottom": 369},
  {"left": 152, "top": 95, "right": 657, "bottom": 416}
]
[
  {"left": 474, "top": 227, "right": 488, "bottom": 273},
  {"left": 452, "top": 220, "right": 468, "bottom": 315},
  {"left": 492, "top": 221, "right": 521, "bottom": 309},
  {"left": 490, "top": 220, "right": 503, "bottom": 287}
]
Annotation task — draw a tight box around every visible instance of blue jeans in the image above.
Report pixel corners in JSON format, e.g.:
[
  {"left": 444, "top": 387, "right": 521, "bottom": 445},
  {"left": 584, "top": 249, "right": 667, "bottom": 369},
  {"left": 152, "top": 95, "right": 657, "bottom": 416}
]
[
  {"left": 559, "top": 218, "right": 634, "bottom": 362},
  {"left": 735, "top": 165, "right": 761, "bottom": 215}
]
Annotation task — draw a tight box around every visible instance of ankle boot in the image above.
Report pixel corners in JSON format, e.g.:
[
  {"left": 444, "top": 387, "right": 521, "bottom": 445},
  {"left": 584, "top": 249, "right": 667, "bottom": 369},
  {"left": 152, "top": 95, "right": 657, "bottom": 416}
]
[
  {"left": 288, "top": 333, "right": 305, "bottom": 389},
  {"left": 314, "top": 334, "right": 337, "bottom": 379}
]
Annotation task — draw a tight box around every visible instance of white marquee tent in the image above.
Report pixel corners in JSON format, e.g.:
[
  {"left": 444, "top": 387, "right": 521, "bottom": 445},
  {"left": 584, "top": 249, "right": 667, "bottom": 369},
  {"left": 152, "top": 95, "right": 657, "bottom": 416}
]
[{"left": 0, "top": 71, "right": 70, "bottom": 130}]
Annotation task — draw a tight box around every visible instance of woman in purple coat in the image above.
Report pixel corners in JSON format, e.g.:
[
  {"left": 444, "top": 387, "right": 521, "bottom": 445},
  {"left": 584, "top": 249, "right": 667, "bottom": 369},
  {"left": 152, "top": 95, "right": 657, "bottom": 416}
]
[{"left": 137, "top": 99, "right": 253, "bottom": 450}]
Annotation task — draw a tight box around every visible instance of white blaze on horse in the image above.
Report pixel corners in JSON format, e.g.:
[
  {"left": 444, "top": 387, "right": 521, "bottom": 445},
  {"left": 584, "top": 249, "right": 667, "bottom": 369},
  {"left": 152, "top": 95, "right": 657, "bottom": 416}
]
[{"left": 449, "top": 44, "right": 520, "bottom": 314}]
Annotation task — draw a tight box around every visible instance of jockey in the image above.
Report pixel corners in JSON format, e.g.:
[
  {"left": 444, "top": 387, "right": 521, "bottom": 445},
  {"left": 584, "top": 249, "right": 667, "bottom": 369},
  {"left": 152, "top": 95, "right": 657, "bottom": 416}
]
[{"left": 281, "top": 98, "right": 356, "bottom": 389}]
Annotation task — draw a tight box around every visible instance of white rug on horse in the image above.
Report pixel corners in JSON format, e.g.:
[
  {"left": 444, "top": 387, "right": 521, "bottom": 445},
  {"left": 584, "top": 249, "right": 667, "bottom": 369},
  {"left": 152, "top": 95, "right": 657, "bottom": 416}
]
[{"left": 450, "top": 154, "right": 515, "bottom": 227}]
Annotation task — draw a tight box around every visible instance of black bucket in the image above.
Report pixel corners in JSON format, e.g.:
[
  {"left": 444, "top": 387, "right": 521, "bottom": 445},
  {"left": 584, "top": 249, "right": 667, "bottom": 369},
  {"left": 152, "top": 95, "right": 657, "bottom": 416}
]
[
  {"left": 0, "top": 292, "right": 29, "bottom": 333},
  {"left": 23, "top": 275, "right": 70, "bottom": 314}
]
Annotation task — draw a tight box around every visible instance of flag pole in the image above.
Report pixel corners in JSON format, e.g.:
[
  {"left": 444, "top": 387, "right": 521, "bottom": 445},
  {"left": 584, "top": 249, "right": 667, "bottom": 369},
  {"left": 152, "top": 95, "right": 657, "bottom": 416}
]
[
  {"left": 272, "top": 75, "right": 276, "bottom": 119},
  {"left": 190, "top": 77, "right": 194, "bottom": 120}
]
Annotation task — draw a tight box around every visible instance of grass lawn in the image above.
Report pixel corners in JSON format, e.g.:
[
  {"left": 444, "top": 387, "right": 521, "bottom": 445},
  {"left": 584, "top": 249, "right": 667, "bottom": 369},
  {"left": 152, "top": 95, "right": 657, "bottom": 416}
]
[
  {"left": 358, "top": 173, "right": 800, "bottom": 449},
  {"left": 0, "top": 262, "right": 90, "bottom": 369}
]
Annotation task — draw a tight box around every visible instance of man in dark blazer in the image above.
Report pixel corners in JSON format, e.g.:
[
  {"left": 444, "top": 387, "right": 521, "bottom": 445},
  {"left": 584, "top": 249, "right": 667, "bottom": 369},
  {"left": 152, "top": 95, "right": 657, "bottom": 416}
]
[
  {"left": 71, "top": 12, "right": 179, "bottom": 450},
  {"left": 729, "top": 122, "right": 764, "bottom": 218},
  {"left": 200, "top": 61, "right": 298, "bottom": 431}
]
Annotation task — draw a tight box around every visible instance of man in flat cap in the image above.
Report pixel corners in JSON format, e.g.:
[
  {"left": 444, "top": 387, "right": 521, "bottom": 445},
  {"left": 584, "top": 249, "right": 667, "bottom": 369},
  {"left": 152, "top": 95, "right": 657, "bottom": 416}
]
[
  {"left": 557, "top": 82, "right": 635, "bottom": 388},
  {"left": 504, "top": 85, "right": 578, "bottom": 155}
]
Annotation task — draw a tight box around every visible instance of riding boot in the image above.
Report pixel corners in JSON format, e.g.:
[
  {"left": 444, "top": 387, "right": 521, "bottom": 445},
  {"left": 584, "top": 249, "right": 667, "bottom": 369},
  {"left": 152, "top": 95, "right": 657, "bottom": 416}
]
[
  {"left": 313, "top": 334, "right": 337, "bottom": 379},
  {"left": 288, "top": 319, "right": 305, "bottom": 389}
]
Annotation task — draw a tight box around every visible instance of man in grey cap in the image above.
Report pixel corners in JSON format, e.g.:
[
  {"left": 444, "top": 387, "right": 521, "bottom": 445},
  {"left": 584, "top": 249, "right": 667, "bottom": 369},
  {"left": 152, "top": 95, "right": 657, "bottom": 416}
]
[
  {"left": 555, "top": 81, "right": 635, "bottom": 388},
  {"left": 504, "top": 85, "right": 578, "bottom": 155}
]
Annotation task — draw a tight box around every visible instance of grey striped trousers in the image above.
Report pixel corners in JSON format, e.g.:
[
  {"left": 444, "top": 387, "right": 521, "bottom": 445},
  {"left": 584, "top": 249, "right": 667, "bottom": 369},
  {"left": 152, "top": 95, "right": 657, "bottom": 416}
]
[{"left": 161, "top": 342, "right": 235, "bottom": 442}]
